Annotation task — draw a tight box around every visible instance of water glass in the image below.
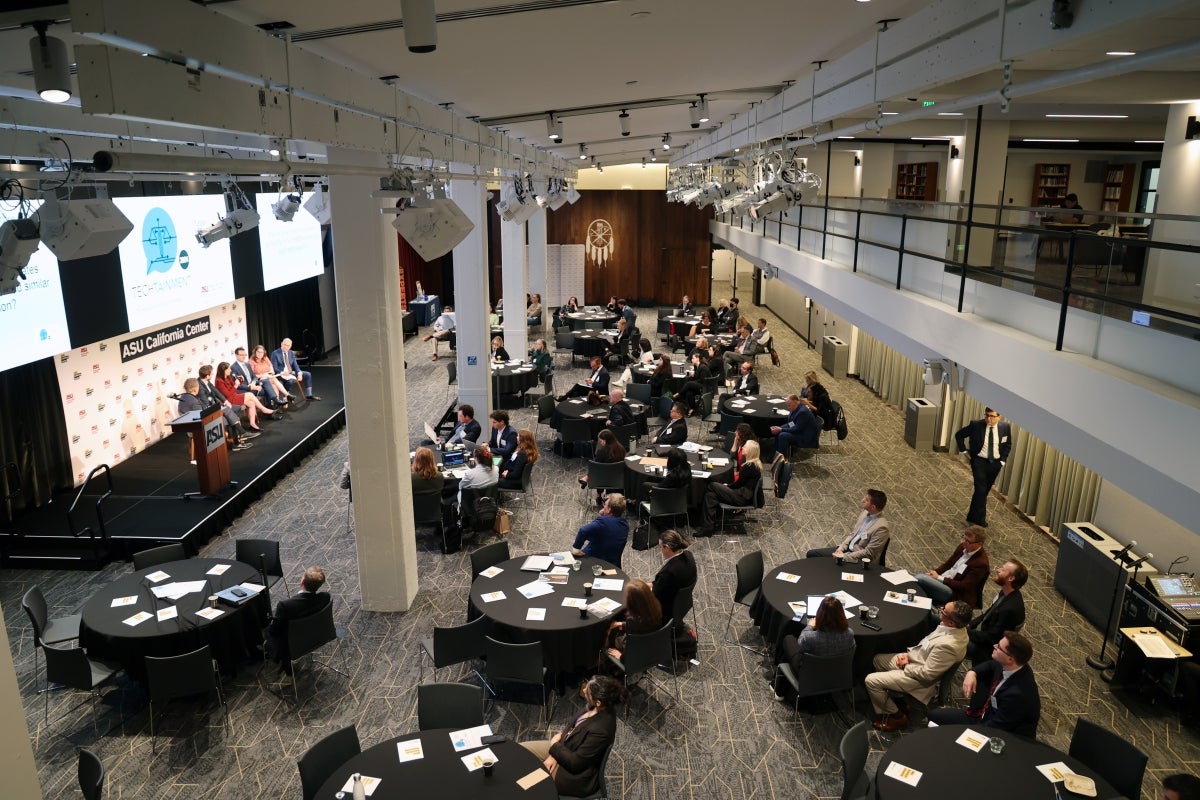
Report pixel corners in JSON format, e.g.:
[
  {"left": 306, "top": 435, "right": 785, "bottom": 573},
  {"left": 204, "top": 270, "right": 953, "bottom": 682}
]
[
  {"left": 989, "top": 736, "right": 1005, "bottom": 754},
  {"left": 571, "top": 560, "right": 581, "bottom": 572},
  {"left": 592, "top": 564, "right": 603, "bottom": 577}
]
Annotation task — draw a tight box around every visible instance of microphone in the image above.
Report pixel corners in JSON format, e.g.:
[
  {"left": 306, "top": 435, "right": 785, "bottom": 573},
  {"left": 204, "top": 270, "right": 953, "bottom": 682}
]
[
  {"left": 1127, "top": 552, "right": 1154, "bottom": 569},
  {"left": 257, "top": 553, "right": 270, "bottom": 591},
  {"left": 168, "top": 392, "right": 180, "bottom": 400},
  {"left": 1111, "top": 539, "right": 1137, "bottom": 564}
]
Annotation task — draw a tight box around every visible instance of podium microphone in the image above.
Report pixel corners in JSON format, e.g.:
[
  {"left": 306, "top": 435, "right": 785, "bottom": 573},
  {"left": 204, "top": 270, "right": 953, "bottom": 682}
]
[{"left": 1111, "top": 539, "right": 1137, "bottom": 564}]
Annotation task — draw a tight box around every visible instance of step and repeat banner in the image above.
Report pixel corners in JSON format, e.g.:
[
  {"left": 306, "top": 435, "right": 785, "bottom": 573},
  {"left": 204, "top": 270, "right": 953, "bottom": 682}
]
[{"left": 53, "top": 302, "right": 248, "bottom": 485}]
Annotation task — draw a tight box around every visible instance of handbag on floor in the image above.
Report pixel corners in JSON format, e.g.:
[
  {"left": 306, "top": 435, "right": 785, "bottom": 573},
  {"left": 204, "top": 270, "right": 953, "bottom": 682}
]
[{"left": 493, "top": 508, "right": 512, "bottom": 535}]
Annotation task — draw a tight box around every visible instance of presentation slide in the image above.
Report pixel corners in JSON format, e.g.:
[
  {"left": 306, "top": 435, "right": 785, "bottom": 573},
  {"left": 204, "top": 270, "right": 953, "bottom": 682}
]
[
  {"left": 115, "top": 195, "right": 236, "bottom": 331},
  {"left": 0, "top": 201, "right": 71, "bottom": 372},
  {"left": 254, "top": 192, "right": 325, "bottom": 291}
]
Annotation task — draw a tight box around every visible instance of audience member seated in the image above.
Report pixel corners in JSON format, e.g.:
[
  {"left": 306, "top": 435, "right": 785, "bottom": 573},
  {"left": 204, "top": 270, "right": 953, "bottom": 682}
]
[
  {"left": 771, "top": 595, "right": 856, "bottom": 702},
  {"left": 487, "top": 410, "right": 518, "bottom": 458},
  {"left": 249, "top": 344, "right": 292, "bottom": 404},
  {"left": 731, "top": 424, "right": 758, "bottom": 469},
  {"left": 648, "top": 355, "right": 673, "bottom": 398},
  {"left": 966, "top": 559, "right": 1028, "bottom": 665},
  {"left": 572, "top": 493, "right": 630, "bottom": 565},
  {"left": 443, "top": 404, "right": 482, "bottom": 448},
  {"left": 652, "top": 529, "right": 697, "bottom": 630},
  {"left": 555, "top": 296, "right": 580, "bottom": 327},
  {"left": 731, "top": 361, "right": 759, "bottom": 396},
  {"left": 640, "top": 446, "right": 691, "bottom": 500},
  {"left": 806, "top": 489, "right": 889, "bottom": 564},
  {"left": 197, "top": 365, "right": 256, "bottom": 447},
  {"left": 722, "top": 297, "right": 741, "bottom": 330},
  {"left": 232, "top": 346, "right": 279, "bottom": 408},
  {"left": 457, "top": 444, "right": 498, "bottom": 505},
  {"left": 605, "top": 318, "right": 631, "bottom": 358},
  {"left": 651, "top": 402, "right": 688, "bottom": 446},
  {"left": 801, "top": 370, "right": 833, "bottom": 423},
  {"left": 487, "top": 303, "right": 501, "bottom": 328},
  {"left": 620, "top": 298, "right": 637, "bottom": 331},
  {"left": 527, "top": 292, "right": 543, "bottom": 325},
  {"left": 490, "top": 336, "right": 510, "bottom": 362},
  {"left": 865, "top": 601, "right": 971, "bottom": 731},
  {"left": 498, "top": 428, "right": 539, "bottom": 490},
  {"left": 578, "top": 429, "right": 626, "bottom": 505},
  {"left": 563, "top": 356, "right": 609, "bottom": 400},
  {"left": 676, "top": 295, "right": 694, "bottom": 316},
  {"left": 603, "top": 578, "right": 662, "bottom": 671},
  {"left": 770, "top": 394, "right": 821, "bottom": 461},
  {"left": 916, "top": 525, "right": 990, "bottom": 607},
  {"left": 410, "top": 447, "right": 445, "bottom": 497},
  {"left": 266, "top": 566, "right": 331, "bottom": 674},
  {"left": 928, "top": 631, "right": 1041, "bottom": 737},
  {"left": 271, "top": 337, "right": 320, "bottom": 401},
  {"left": 636, "top": 338, "right": 654, "bottom": 365},
  {"left": 695, "top": 440, "right": 762, "bottom": 537},
  {"left": 215, "top": 361, "right": 275, "bottom": 431},
  {"left": 714, "top": 298, "right": 731, "bottom": 328},
  {"left": 674, "top": 351, "right": 712, "bottom": 416},
  {"left": 605, "top": 295, "right": 620, "bottom": 313},
  {"left": 689, "top": 309, "right": 716, "bottom": 338},
  {"left": 605, "top": 388, "right": 635, "bottom": 429},
  {"left": 529, "top": 338, "right": 553, "bottom": 375},
  {"left": 520, "top": 676, "right": 626, "bottom": 798},
  {"left": 422, "top": 305, "right": 456, "bottom": 361},
  {"left": 720, "top": 324, "right": 758, "bottom": 376}
]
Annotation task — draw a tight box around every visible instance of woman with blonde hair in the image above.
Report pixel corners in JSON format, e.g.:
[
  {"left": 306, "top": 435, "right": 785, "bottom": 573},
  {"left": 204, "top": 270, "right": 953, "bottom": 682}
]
[
  {"left": 696, "top": 439, "right": 762, "bottom": 537},
  {"left": 499, "top": 428, "right": 539, "bottom": 490}
]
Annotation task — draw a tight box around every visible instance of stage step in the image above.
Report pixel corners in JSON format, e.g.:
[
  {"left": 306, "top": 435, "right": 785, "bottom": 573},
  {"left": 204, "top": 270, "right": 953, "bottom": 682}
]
[{"left": 0, "top": 537, "right": 111, "bottom": 571}]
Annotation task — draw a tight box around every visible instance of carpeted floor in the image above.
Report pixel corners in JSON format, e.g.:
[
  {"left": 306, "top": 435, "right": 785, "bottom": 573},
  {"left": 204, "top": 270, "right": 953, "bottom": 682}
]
[{"left": 8, "top": 284, "right": 1198, "bottom": 798}]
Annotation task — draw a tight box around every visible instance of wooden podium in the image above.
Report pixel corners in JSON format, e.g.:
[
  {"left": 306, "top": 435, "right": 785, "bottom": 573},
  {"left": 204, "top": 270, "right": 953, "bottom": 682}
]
[{"left": 168, "top": 406, "right": 230, "bottom": 497}]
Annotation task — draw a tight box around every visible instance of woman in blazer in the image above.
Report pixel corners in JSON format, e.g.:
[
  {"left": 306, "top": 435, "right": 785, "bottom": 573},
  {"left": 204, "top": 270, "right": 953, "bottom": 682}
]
[
  {"left": 410, "top": 447, "right": 445, "bottom": 497},
  {"left": 696, "top": 440, "right": 763, "bottom": 537},
  {"left": 215, "top": 361, "right": 275, "bottom": 430},
  {"left": 522, "top": 675, "right": 626, "bottom": 797},
  {"left": 499, "top": 429, "right": 539, "bottom": 490}
]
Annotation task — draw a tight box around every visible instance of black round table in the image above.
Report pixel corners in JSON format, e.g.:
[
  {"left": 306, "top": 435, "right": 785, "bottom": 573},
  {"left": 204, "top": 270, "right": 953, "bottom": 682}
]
[
  {"left": 79, "top": 558, "right": 268, "bottom": 681},
  {"left": 317, "top": 728, "right": 557, "bottom": 800},
  {"left": 875, "top": 724, "right": 1116, "bottom": 800},
  {"left": 720, "top": 394, "right": 791, "bottom": 437},
  {"left": 550, "top": 398, "right": 648, "bottom": 434},
  {"left": 631, "top": 362, "right": 690, "bottom": 393},
  {"left": 491, "top": 361, "right": 540, "bottom": 396},
  {"left": 566, "top": 310, "right": 619, "bottom": 331},
  {"left": 570, "top": 331, "right": 612, "bottom": 358},
  {"left": 624, "top": 446, "right": 733, "bottom": 506},
  {"left": 657, "top": 315, "right": 701, "bottom": 336},
  {"left": 469, "top": 555, "right": 628, "bottom": 674},
  {"left": 751, "top": 557, "right": 929, "bottom": 678}
]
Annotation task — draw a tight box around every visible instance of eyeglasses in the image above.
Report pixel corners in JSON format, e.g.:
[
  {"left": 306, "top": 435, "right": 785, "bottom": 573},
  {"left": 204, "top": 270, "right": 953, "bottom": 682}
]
[
  {"left": 993, "top": 642, "right": 1011, "bottom": 656},
  {"left": 985, "top": 413, "right": 1000, "bottom": 419}
]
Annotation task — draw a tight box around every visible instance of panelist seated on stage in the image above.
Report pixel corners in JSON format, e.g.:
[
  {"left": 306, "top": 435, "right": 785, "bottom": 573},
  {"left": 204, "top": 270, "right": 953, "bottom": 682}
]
[
  {"left": 967, "top": 559, "right": 1027, "bottom": 665},
  {"left": 249, "top": 344, "right": 293, "bottom": 404},
  {"left": 271, "top": 338, "right": 320, "bottom": 401},
  {"left": 215, "top": 361, "right": 275, "bottom": 431},
  {"left": 928, "top": 630, "right": 1041, "bottom": 738},
  {"left": 563, "top": 356, "right": 609, "bottom": 400},
  {"left": 806, "top": 488, "right": 889, "bottom": 564},
  {"left": 231, "top": 346, "right": 280, "bottom": 407},
  {"left": 266, "top": 566, "right": 332, "bottom": 674},
  {"left": 651, "top": 403, "right": 689, "bottom": 446},
  {"left": 194, "top": 367, "right": 255, "bottom": 450},
  {"left": 572, "top": 493, "right": 630, "bottom": 566}
]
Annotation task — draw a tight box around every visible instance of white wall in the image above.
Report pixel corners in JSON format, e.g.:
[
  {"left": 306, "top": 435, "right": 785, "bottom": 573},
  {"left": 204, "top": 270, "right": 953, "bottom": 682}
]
[
  {"left": 1095, "top": 480, "right": 1195, "bottom": 574},
  {"left": 576, "top": 163, "right": 667, "bottom": 190}
]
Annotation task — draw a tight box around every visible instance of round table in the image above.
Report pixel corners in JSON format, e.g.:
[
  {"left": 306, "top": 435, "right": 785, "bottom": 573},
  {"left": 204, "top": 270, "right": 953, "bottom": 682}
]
[
  {"left": 875, "top": 724, "right": 1116, "bottom": 800},
  {"left": 79, "top": 558, "right": 268, "bottom": 681},
  {"left": 751, "top": 557, "right": 930, "bottom": 678},
  {"left": 570, "top": 331, "right": 612, "bottom": 358},
  {"left": 566, "top": 310, "right": 619, "bottom": 330},
  {"left": 491, "top": 361, "right": 540, "bottom": 396},
  {"left": 720, "top": 394, "right": 791, "bottom": 437},
  {"left": 624, "top": 446, "right": 733, "bottom": 506},
  {"left": 657, "top": 315, "right": 701, "bottom": 336},
  {"left": 470, "top": 555, "right": 628, "bottom": 674},
  {"left": 551, "top": 398, "right": 648, "bottom": 434},
  {"left": 317, "top": 728, "right": 557, "bottom": 800},
  {"left": 631, "top": 362, "right": 690, "bottom": 394}
]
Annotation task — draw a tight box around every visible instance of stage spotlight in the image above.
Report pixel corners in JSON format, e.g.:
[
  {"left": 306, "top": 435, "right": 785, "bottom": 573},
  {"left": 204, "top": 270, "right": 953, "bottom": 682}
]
[
  {"left": 196, "top": 208, "right": 259, "bottom": 247},
  {"left": 689, "top": 102, "right": 701, "bottom": 129},
  {"left": 0, "top": 218, "right": 40, "bottom": 295},
  {"left": 547, "top": 113, "right": 564, "bottom": 142},
  {"left": 662, "top": 134, "right": 672, "bottom": 150},
  {"left": 391, "top": 196, "right": 474, "bottom": 261},
  {"left": 271, "top": 193, "right": 302, "bottom": 222},
  {"left": 619, "top": 109, "right": 631, "bottom": 137},
  {"left": 698, "top": 94, "right": 710, "bottom": 123},
  {"left": 30, "top": 22, "right": 70, "bottom": 103},
  {"left": 37, "top": 198, "right": 134, "bottom": 261},
  {"left": 579, "top": 143, "right": 588, "bottom": 160},
  {"left": 495, "top": 175, "right": 540, "bottom": 224},
  {"left": 400, "top": 0, "right": 437, "bottom": 52}
]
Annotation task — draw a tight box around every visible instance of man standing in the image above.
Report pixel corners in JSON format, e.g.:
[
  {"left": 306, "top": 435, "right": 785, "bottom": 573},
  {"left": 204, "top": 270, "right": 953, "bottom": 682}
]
[
  {"left": 770, "top": 394, "right": 821, "bottom": 462},
  {"left": 865, "top": 601, "right": 971, "bottom": 731},
  {"left": 806, "top": 489, "right": 890, "bottom": 564},
  {"left": 563, "top": 355, "right": 609, "bottom": 400},
  {"left": 954, "top": 408, "right": 1011, "bottom": 527},
  {"left": 232, "top": 346, "right": 279, "bottom": 407},
  {"left": 731, "top": 361, "right": 759, "bottom": 396},
  {"left": 967, "top": 559, "right": 1028, "bottom": 665},
  {"left": 928, "top": 631, "right": 1041, "bottom": 737},
  {"left": 444, "top": 404, "right": 482, "bottom": 447},
  {"left": 488, "top": 410, "right": 518, "bottom": 459},
  {"left": 571, "top": 493, "right": 630, "bottom": 566},
  {"left": 605, "top": 388, "right": 635, "bottom": 428},
  {"left": 652, "top": 403, "right": 688, "bottom": 446},
  {"left": 917, "top": 525, "right": 991, "bottom": 608},
  {"left": 266, "top": 566, "right": 332, "bottom": 674},
  {"left": 271, "top": 338, "right": 320, "bottom": 401}
]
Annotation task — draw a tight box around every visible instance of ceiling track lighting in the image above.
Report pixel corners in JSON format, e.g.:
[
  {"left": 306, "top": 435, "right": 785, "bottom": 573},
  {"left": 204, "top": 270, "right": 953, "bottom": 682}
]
[
  {"left": 698, "top": 94, "right": 710, "bottom": 123},
  {"left": 619, "top": 109, "right": 630, "bottom": 137},
  {"left": 399, "top": 0, "right": 438, "bottom": 53},
  {"left": 661, "top": 134, "right": 672, "bottom": 150},
  {"left": 650, "top": 149, "right": 657, "bottom": 162},
  {"left": 641, "top": 157, "right": 647, "bottom": 169},
  {"left": 596, "top": 162, "right": 603, "bottom": 174},
  {"left": 689, "top": 102, "right": 701, "bottom": 129},
  {"left": 579, "top": 143, "right": 588, "bottom": 160},
  {"left": 29, "top": 21, "right": 71, "bottom": 103},
  {"left": 547, "top": 112, "right": 563, "bottom": 142}
]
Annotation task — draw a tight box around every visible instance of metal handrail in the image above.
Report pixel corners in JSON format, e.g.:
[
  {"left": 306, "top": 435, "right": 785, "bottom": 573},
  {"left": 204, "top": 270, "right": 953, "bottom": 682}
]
[{"left": 66, "top": 464, "right": 114, "bottom": 542}]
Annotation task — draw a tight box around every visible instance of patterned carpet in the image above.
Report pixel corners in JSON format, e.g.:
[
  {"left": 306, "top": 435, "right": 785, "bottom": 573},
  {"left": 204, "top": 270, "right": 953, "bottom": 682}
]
[{"left": 8, "top": 285, "right": 1198, "bottom": 798}]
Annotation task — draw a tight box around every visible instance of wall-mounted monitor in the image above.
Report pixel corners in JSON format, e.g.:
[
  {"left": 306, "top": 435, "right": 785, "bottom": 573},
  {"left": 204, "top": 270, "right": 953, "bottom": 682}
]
[
  {"left": 0, "top": 200, "right": 71, "bottom": 372},
  {"left": 254, "top": 192, "right": 324, "bottom": 291},
  {"left": 114, "top": 195, "right": 236, "bottom": 331}
]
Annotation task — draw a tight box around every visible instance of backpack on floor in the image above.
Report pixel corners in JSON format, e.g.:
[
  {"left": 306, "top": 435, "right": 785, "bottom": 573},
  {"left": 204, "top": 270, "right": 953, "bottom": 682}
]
[
  {"left": 773, "top": 461, "right": 793, "bottom": 499},
  {"left": 769, "top": 347, "right": 781, "bottom": 367},
  {"left": 631, "top": 521, "right": 654, "bottom": 551}
]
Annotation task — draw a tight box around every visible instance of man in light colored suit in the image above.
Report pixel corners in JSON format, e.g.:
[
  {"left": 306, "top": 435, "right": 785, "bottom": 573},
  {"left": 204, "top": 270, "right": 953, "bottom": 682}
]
[
  {"left": 866, "top": 601, "right": 971, "bottom": 731},
  {"left": 806, "top": 489, "right": 890, "bottom": 564}
]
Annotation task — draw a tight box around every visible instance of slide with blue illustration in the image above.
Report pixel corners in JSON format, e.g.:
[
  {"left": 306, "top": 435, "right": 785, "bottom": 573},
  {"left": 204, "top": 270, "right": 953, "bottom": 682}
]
[{"left": 0, "top": 200, "right": 71, "bottom": 372}]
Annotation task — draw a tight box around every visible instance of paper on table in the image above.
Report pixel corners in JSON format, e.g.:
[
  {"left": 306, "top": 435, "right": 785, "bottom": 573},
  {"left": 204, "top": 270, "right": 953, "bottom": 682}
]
[
  {"left": 841, "top": 572, "right": 864, "bottom": 583},
  {"left": 776, "top": 571, "right": 801, "bottom": 584},
  {"left": 521, "top": 555, "right": 554, "bottom": 572},
  {"left": 550, "top": 551, "right": 578, "bottom": 565},
  {"left": 144, "top": 570, "right": 170, "bottom": 583},
  {"left": 396, "top": 738, "right": 425, "bottom": 763},
  {"left": 538, "top": 573, "right": 569, "bottom": 585},
  {"left": 690, "top": 470, "right": 712, "bottom": 479},
  {"left": 123, "top": 611, "right": 153, "bottom": 626},
  {"left": 548, "top": 566, "right": 572, "bottom": 576},
  {"left": 479, "top": 566, "right": 503, "bottom": 578},
  {"left": 562, "top": 597, "right": 588, "bottom": 608},
  {"left": 881, "top": 569, "right": 916, "bottom": 585},
  {"left": 527, "top": 608, "right": 546, "bottom": 621},
  {"left": 480, "top": 591, "right": 506, "bottom": 603},
  {"left": 883, "top": 590, "right": 933, "bottom": 610},
  {"left": 195, "top": 607, "right": 224, "bottom": 620},
  {"left": 787, "top": 601, "right": 807, "bottom": 619},
  {"left": 517, "top": 769, "right": 552, "bottom": 790},
  {"left": 450, "top": 724, "right": 493, "bottom": 752},
  {"left": 461, "top": 747, "right": 499, "bottom": 772},
  {"left": 1036, "top": 762, "right": 1077, "bottom": 783},
  {"left": 517, "top": 580, "right": 556, "bottom": 599},
  {"left": 1128, "top": 631, "right": 1179, "bottom": 659},
  {"left": 110, "top": 595, "right": 138, "bottom": 608},
  {"left": 775, "top": 409, "right": 790, "bottom": 415},
  {"left": 151, "top": 580, "right": 209, "bottom": 601},
  {"left": 588, "top": 597, "right": 623, "bottom": 617},
  {"left": 884, "top": 761, "right": 923, "bottom": 786},
  {"left": 592, "top": 577, "right": 624, "bottom": 592},
  {"left": 707, "top": 458, "right": 730, "bottom": 466},
  {"left": 768, "top": 397, "right": 786, "bottom": 404},
  {"left": 678, "top": 442, "right": 702, "bottom": 453},
  {"left": 830, "top": 590, "right": 862, "bottom": 609},
  {"left": 339, "top": 775, "right": 382, "bottom": 796},
  {"left": 569, "top": 399, "right": 585, "bottom": 404},
  {"left": 625, "top": 455, "right": 642, "bottom": 462},
  {"left": 156, "top": 606, "right": 178, "bottom": 622},
  {"left": 955, "top": 728, "right": 989, "bottom": 752},
  {"left": 206, "top": 563, "right": 231, "bottom": 576},
  {"left": 240, "top": 582, "right": 265, "bottom": 594}
]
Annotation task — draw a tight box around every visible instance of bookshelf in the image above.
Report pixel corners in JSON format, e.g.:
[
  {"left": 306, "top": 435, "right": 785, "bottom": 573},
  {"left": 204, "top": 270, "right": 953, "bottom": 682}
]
[
  {"left": 1101, "top": 163, "right": 1135, "bottom": 213},
  {"left": 1031, "top": 163, "right": 1070, "bottom": 207},
  {"left": 895, "top": 162, "right": 939, "bottom": 201}
]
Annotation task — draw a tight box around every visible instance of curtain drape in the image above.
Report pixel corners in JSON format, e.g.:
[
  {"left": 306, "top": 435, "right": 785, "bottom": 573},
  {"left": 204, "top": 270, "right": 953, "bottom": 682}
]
[
  {"left": 244, "top": 277, "right": 324, "bottom": 360},
  {"left": 0, "top": 357, "right": 73, "bottom": 513},
  {"left": 854, "top": 331, "right": 926, "bottom": 406}
]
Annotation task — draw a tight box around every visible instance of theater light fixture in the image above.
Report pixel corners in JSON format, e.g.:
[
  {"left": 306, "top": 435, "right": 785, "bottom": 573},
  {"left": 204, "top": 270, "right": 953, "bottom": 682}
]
[
  {"left": 29, "top": 22, "right": 71, "bottom": 103},
  {"left": 272, "top": 192, "right": 302, "bottom": 221},
  {"left": 547, "top": 113, "right": 564, "bottom": 142},
  {"left": 0, "top": 218, "right": 41, "bottom": 295},
  {"left": 661, "top": 134, "right": 672, "bottom": 150},
  {"left": 390, "top": 186, "right": 474, "bottom": 261},
  {"left": 37, "top": 198, "right": 134, "bottom": 261},
  {"left": 697, "top": 94, "right": 710, "bottom": 123},
  {"left": 196, "top": 180, "right": 260, "bottom": 247},
  {"left": 619, "top": 109, "right": 631, "bottom": 137},
  {"left": 495, "top": 174, "right": 541, "bottom": 224},
  {"left": 400, "top": 0, "right": 438, "bottom": 52},
  {"left": 303, "top": 185, "right": 332, "bottom": 224},
  {"left": 579, "top": 143, "right": 588, "bottom": 160},
  {"left": 689, "top": 102, "right": 701, "bottom": 129}
]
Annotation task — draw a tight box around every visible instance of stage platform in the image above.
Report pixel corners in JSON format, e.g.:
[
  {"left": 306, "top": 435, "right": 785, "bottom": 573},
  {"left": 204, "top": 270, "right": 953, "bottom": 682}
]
[{"left": 0, "top": 366, "right": 345, "bottom": 570}]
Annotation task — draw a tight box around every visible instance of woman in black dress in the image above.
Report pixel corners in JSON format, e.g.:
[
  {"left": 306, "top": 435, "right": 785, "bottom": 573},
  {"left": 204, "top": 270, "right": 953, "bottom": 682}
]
[
  {"left": 696, "top": 440, "right": 762, "bottom": 537},
  {"left": 648, "top": 355, "right": 673, "bottom": 398},
  {"left": 498, "top": 428, "right": 539, "bottom": 490},
  {"left": 674, "top": 350, "right": 713, "bottom": 415}
]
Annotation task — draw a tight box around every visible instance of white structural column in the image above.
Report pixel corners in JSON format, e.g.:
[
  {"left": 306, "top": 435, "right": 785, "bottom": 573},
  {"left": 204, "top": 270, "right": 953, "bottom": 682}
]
[
  {"left": 449, "top": 175, "right": 493, "bottom": 416},
  {"left": 501, "top": 219, "right": 530, "bottom": 357},
  {"left": 1145, "top": 102, "right": 1200, "bottom": 320},
  {"left": 960, "top": 118, "right": 1010, "bottom": 266},
  {"left": 0, "top": 604, "right": 40, "bottom": 797},
  {"left": 328, "top": 147, "right": 417, "bottom": 612},
  {"left": 527, "top": 211, "right": 548, "bottom": 321}
]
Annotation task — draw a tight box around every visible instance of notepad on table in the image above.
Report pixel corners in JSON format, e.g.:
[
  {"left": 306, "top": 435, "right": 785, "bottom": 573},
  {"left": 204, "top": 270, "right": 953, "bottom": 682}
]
[
  {"left": 123, "top": 611, "right": 153, "bottom": 626},
  {"left": 479, "top": 566, "right": 503, "bottom": 578},
  {"left": 521, "top": 555, "right": 554, "bottom": 572},
  {"left": 787, "top": 601, "right": 807, "bottom": 619},
  {"left": 517, "top": 769, "right": 551, "bottom": 789},
  {"left": 587, "top": 597, "right": 623, "bottom": 617},
  {"left": 526, "top": 608, "right": 546, "bottom": 621},
  {"left": 462, "top": 747, "right": 499, "bottom": 772},
  {"left": 518, "top": 580, "right": 555, "bottom": 599},
  {"left": 841, "top": 572, "right": 864, "bottom": 583},
  {"left": 449, "top": 723, "right": 493, "bottom": 752},
  {"left": 562, "top": 597, "right": 588, "bottom": 608},
  {"left": 592, "top": 577, "right": 624, "bottom": 592},
  {"left": 110, "top": 595, "right": 138, "bottom": 608},
  {"left": 883, "top": 761, "right": 922, "bottom": 786},
  {"left": 775, "top": 571, "right": 801, "bottom": 583},
  {"left": 955, "top": 728, "right": 989, "bottom": 752},
  {"left": 195, "top": 607, "right": 225, "bottom": 620},
  {"left": 144, "top": 570, "right": 170, "bottom": 583},
  {"left": 480, "top": 591, "right": 506, "bottom": 603},
  {"left": 156, "top": 606, "right": 178, "bottom": 622},
  {"left": 396, "top": 738, "right": 424, "bottom": 762},
  {"left": 1036, "top": 762, "right": 1077, "bottom": 783},
  {"left": 339, "top": 775, "right": 381, "bottom": 796},
  {"left": 881, "top": 569, "right": 916, "bottom": 585},
  {"left": 206, "top": 563, "right": 231, "bottom": 576}
]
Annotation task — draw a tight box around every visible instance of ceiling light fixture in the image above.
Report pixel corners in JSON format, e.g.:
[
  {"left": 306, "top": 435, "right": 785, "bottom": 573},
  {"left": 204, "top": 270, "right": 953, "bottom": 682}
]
[
  {"left": 579, "top": 143, "right": 588, "bottom": 160},
  {"left": 29, "top": 21, "right": 71, "bottom": 103},
  {"left": 547, "top": 113, "right": 563, "bottom": 142},
  {"left": 619, "top": 109, "right": 630, "bottom": 137},
  {"left": 698, "top": 94, "right": 710, "bottom": 123},
  {"left": 689, "top": 102, "right": 701, "bottom": 129},
  {"left": 1022, "top": 138, "right": 1079, "bottom": 143},
  {"left": 650, "top": 149, "right": 657, "bottom": 162},
  {"left": 1134, "top": 140, "right": 1164, "bottom": 144},
  {"left": 596, "top": 162, "right": 604, "bottom": 174},
  {"left": 1045, "top": 113, "right": 1128, "bottom": 119},
  {"left": 1106, "top": 50, "right": 1136, "bottom": 56},
  {"left": 641, "top": 157, "right": 647, "bottom": 169},
  {"left": 399, "top": 0, "right": 437, "bottom": 53},
  {"left": 662, "top": 134, "right": 672, "bottom": 150},
  {"left": 937, "top": 112, "right": 964, "bottom": 116}
]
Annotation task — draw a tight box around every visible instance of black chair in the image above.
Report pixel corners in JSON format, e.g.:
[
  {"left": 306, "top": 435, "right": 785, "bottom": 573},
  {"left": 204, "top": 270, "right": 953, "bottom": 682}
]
[
  {"left": 132, "top": 543, "right": 187, "bottom": 571},
  {"left": 558, "top": 741, "right": 613, "bottom": 800},
  {"left": 672, "top": 582, "right": 699, "bottom": 645},
  {"left": 717, "top": 477, "right": 765, "bottom": 532},
  {"left": 481, "top": 636, "right": 551, "bottom": 724},
  {"left": 1068, "top": 718, "right": 1148, "bottom": 800},
  {"left": 446, "top": 361, "right": 457, "bottom": 399},
  {"left": 626, "top": 382, "right": 652, "bottom": 405},
  {"left": 774, "top": 646, "right": 857, "bottom": 721},
  {"left": 412, "top": 490, "right": 449, "bottom": 550},
  {"left": 505, "top": 460, "right": 537, "bottom": 509},
  {"left": 145, "top": 644, "right": 228, "bottom": 753},
  {"left": 286, "top": 601, "right": 348, "bottom": 707},
  {"left": 554, "top": 330, "right": 577, "bottom": 366},
  {"left": 470, "top": 541, "right": 510, "bottom": 579},
  {"left": 41, "top": 641, "right": 120, "bottom": 734},
  {"left": 723, "top": 550, "right": 765, "bottom": 653},
  {"left": 417, "top": 682, "right": 485, "bottom": 731},
  {"left": 612, "top": 422, "right": 639, "bottom": 452},
  {"left": 583, "top": 460, "right": 626, "bottom": 512},
  {"left": 607, "top": 621, "right": 678, "bottom": 712},
  {"left": 78, "top": 748, "right": 105, "bottom": 800},
  {"left": 460, "top": 485, "right": 500, "bottom": 536},
  {"left": 639, "top": 486, "right": 689, "bottom": 536},
  {"left": 298, "top": 724, "right": 361, "bottom": 800},
  {"left": 234, "top": 537, "right": 290, "bottom": 597},
  {"left": 877, "top": 538, "right": 891, "bottom": 569},
  {"left": 535, "top": 394, "right": 557, "bottom": 440},
  {"left": 839, "top": 719, "right": 871, "bottom": 800},
  {"left": 22, "top": 585, "right": 80, "bottom": 692},
  {"left": 418, "top": 615, "right": 490, "bottom": 683},
  {"left": 560, "top": 418, "right": 595, "bottom": 461}
]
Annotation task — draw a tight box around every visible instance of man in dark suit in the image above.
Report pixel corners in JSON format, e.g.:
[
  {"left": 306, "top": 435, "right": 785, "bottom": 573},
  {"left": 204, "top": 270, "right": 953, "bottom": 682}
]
[
  {"left": 770, "top": 394, "right": 821, "bottom": 459},
  {"left": 266, "top": 566, "right": 332, "bottom": 674},
  {"left": 928, "top": 631, "right": 1041, "bottom": 738},
  {"left": 677, "top": 295, "right": 694, "bottom": 316},
  {"left": 967, "top": 558, "right": 1027, "bottom": 665},
  {"left": 271, "top": 337, "right": 321, "bottom": 401},
  {"left": 571, "top": 493, "right": 630, "bottom": 567},
  {"left": 652, "top": 402, "right": 688, "bottom": 446},
  {"left": 563, "top": 356, "right": 609, "bottom": 399},
  {"left": 197, "top": 365, "right": 255, "bottom": 449},
  {"left": 605, "top": 388, "right": 635, "bottom": 429},
  {"left": 176, "top": 378, "right": 203, "bottom": 414},
  {"left": 955, "top": 408, "right": 1011, "bottom": 527},
  {"left": 652, "top": 529, "right": 697, "bottom": 629},
  {"left": 488, "top": 410, "right": 518, "bottom": 458},
  {"left": 444, "top": 404, "right": 482, "bottom": 447},
  {"left": 731, "top": 361, "right": 759, "bottom": 396}
]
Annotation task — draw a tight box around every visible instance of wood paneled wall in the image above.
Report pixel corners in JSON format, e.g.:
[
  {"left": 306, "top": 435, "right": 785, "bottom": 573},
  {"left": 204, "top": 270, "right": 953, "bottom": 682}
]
[{"left": 545, "top": 190, "right": 713, "bottom": 306}]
